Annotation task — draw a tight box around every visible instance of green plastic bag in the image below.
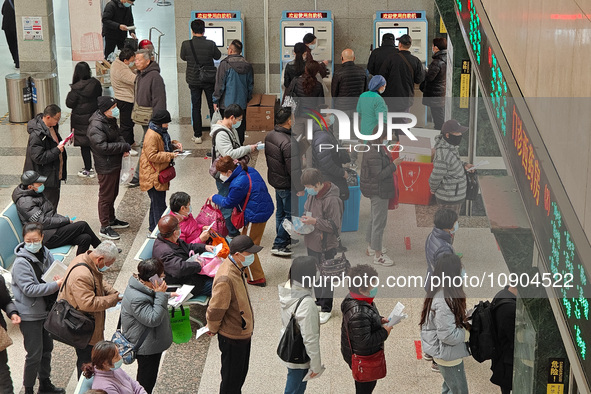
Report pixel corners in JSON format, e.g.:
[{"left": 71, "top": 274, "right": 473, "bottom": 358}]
[{"left": 169, "top": 306, "right": 192, "bottom": 344}]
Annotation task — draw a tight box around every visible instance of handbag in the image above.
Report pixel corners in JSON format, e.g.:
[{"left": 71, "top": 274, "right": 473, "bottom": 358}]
[
  {"left": 231, "top": 172, "right": 252, "bottom": 230},
  {"left": 189, "top": 39, "right": 217, "bottom": 85},
  {"left": 195, "top": 201, "right": 228, "bottom": 237},
  {"left": 277, "top": 295, "right": 311, "bottom": 364},
  {"left": 282, "top": 78, "right": 298, "bottom": 113},
  {"left": 0, "top": 325, "right": 12, "bottom": 352},
  {"left": 149, "top": 161, "right": 176, "bottom": 184},
  {"left": 465, "top": 169, "right": 479, "bottom": 201},
  {"left": 345, "top": 315, "right": 387, "bottom": 382},
  {"left": 195, "top": 255, "right": 223, "bottom": 277},
  {"left": 317, "top": 220, "right": 351, "bottom": 277},
  {"left": 209, "top": 230, "right": 230, "bottom": 259},
  {"left": 209, "top": 128, "right": 250, "bottom": 178},
  {"left": 131, "top": 79, "right": 153, "bottom": 125},
  {"left": 111, "top": 314, "right": 150, "bottom": 364},
  {"left": 44, "top": 263, "right": 96, "bottom": 349},
  {"left": 169, "top": 306, "right": 192, "bottom": 344}
]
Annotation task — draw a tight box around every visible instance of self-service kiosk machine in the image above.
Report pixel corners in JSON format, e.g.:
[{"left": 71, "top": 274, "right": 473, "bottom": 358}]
[
  {"left": 189, "top": 11, "right": 244, "bottom": 126},
  {"left": 373, "top": 11, "right": 428, "bottom": 65},
  {"left": 279, "top": 11, "right": 333, "bottom": 95}
]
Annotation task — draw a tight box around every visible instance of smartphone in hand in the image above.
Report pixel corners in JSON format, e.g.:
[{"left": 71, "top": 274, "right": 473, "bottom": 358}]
[{"left": 149, "top": 274, "right": 163, "bottom": 287}]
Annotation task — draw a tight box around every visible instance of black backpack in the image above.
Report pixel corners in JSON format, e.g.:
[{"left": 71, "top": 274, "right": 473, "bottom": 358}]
[{"left": 468, "top": 299, "right": 513, "bottom": 362}]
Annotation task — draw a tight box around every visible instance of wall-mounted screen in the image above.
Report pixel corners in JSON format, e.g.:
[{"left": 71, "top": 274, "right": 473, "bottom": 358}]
[
  {"left": 204, "top": 27, "right": 224, "bottom": 47},
  {"left": 378, "top": 27, "right": 409, "bottom": 46},
  {"left": 284, "top": 27, "right": 314, "bottom": 47}
]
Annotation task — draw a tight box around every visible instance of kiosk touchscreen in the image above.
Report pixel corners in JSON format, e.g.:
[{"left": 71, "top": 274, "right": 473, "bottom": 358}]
[
  {"left": 189, "top": 11, "right": 244, "bottom": 126},
  {"left": 279, "top": 11, "right": 333, "bottom": 94},
  {"left": 373, "top": 11, "right": 428, "bottom": 65}
]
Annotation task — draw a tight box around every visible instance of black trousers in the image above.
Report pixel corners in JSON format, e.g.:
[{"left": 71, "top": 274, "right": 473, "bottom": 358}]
[
  {"left": 218, "top": 107, "right": 247, "bottom": 145},
  {"left": 80, "top": 146, "right": 93, "bottom": 171},
  {"left": 0, "top": 349, "right": 13, "bottom": 394},
  {"left": 218, "top": 334, "right": 251, "bottom": 394},
  {"left": 136, "top": 352, "right": 162, "bottom": 394},
  {"left": 4, "top": 28, "right": 18, "bottom": 66},
  {"left": 355, "top": 380, "right": 377, "bottom": 393},
  {"left": 75, "top": 345, "right": 93, "bottom": 378},
  {"left": 429, "top": 105, "right": 445, "bottom": 130},
  {"left": 307, "top": 248, "right": 336, "bottom": 312},
  {"left": 117, "top": 99, "right": 135, "bottom": 145},
  {"left": 104, "top": 37, "right": 125, "bottom": 59},
  {"left": 189, "top": 85, "right": 214, "bottom": 138},
  {"left": 44, "top": 221, "right": 101, "bottom": 255},
  {"left": 44, "top": 187, "right": 61, "bottom": 214}
]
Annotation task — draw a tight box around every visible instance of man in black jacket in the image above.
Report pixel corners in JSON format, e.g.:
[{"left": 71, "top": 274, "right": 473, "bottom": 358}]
[
  {"left": 422, "top": 37, "right": 448, "bottom": 130},
  {"left": 180, "top": 19, "right": 222, "bottom": 144},
  {"left": 102, "top": 0, "right": 136, "bottom": 59},
  {"left": 491, "top": 286, "right": 517, "bottom": 394},
  {"left": 23, "top": 104, "right": 67, "bottom": 212},
  {"left": 332, "top": 49, "right": 367, "bottom": 113},
  {"left": 378, "top": 34, "right": 425, "bottom": 112},
  {"left": 13, "top": 171, "right": 101, "bottom": 255},
  {"left": 311, "top": 119, "right": 350, "bottom": 201},
  {"left": 366, "top": 33, "right": 398, "bottom": 77},
  {"left": 88, "top": 96, "right": 131, "bottom": 240},
  {"left": 1, "top": 0, "right": 18, "bottom": 68},
  {"left": 264, "top": 108, "right": 303, "bottom": 256}
]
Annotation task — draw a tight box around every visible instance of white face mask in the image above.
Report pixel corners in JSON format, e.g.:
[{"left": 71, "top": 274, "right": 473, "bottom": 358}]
[
  {"left": 219, "top": 174, "right": 230, "bottom": 182},
  {"left": 378, "top": 87, "right": 386, "bottom": 94}
]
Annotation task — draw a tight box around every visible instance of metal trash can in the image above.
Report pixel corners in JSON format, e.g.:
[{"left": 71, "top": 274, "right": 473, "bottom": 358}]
[
  {"left": 31, "top": 73, "right": 59, "bottom": 115},
  {"left": 5, "top": 73, "right": 33, "bottom": 123}
]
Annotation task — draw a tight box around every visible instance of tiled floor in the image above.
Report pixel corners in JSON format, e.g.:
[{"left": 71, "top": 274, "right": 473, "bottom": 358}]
[{"left": 0, "top": 2, "right": 511, "bottom": 393}]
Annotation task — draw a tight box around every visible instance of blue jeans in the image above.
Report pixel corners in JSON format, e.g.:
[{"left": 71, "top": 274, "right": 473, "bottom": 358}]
[
  {"left": 190, "top": 85, "right": 214, "bottom": 138},
  {"left": 147, "top": 187, "right": 167, "bottom": 232},
  {"left": 215, "top": 179, "right": 240, "bottom": 237},
  {"left": 439, "top": 361, "right": 469, "bottom": 394},
  {"left": 274, "top": 189, "right": 292, "bottom": 248},
  {"left": 285, "top": 368, "right": 308, "bottom": 394}
]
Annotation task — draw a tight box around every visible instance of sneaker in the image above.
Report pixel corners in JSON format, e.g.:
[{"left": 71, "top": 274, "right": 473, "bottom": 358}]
[
  {"left": 38, "top": 378, "right": 65, "bottom": 394},
  {"left": 431, "top": 361, "right": 440, "bottom": 373},
  {"left": 271, "top": 247, "right": 292, "bottom": 256},
  {"left": 110, "top": 218, "right": 129, "bottom": 229},
  {"left": 129, "top": 149, "right": 138, "bottom": 156},
  {"left": 319, "top": 311, "right": 332, "bottom": 324},
  {"left": 366, "top": 246, "right": 387, "bottom": 256},
  {"left": 191, "top": 136, "right": 203, "bottom": 144},
  {"left": 423, "top": 353, "right": 433, "bottom": 361},
  {"left": 373, "top": 254, "right": 394, "bottom": 267},
  {"left": 99, "top": 226, "right": 120, "bottom": 240},
  {"left": 77, "top": 169, "right": 95, "bottom": 178},
  {"left": 247, "top": 278, "right": 267, "bottom": 287},
  {"left": 287, "top": 239, "right": 300, "bottom": 249},
  {"left": 127, "top": 177, "right": 140, "bottom": 188}
]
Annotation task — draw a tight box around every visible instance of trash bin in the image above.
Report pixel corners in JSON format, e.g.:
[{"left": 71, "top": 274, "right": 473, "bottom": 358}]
[
  {"left": 31, "top": 73, "right": 59, "bottom": 115},
  {"left": 5, "top": 73, "right": 33, "bottom": 123}
]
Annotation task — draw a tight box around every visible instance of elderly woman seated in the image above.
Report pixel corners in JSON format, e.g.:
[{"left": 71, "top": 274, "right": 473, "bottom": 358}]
[{"left": 152, "top": 214, "right": 214, "bottom": 296}]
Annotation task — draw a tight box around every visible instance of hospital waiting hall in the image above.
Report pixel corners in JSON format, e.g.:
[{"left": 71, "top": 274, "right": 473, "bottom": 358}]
[{"left": 0, "top": 0, "right": 588, "bottom": 393}]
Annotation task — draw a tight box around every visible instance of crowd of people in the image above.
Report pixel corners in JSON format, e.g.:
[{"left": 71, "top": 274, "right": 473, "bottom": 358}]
[{"left": 0, "top": 10, "right": 519, "bottom": 394}]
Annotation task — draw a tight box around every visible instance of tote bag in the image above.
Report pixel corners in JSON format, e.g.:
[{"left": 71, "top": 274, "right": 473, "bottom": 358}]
[{"left": 169, "top": 306, "right": 192, "bottom": 344}]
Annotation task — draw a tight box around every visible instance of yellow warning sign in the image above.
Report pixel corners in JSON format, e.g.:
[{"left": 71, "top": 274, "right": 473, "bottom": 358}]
[
  {"left": 547, "top": 384, "right": 564, "bottom": 394},
  {"left": 460, "top": 60, "right": 471, "bottom": 108},
  {"left": 440, "top": 16, "right": 447, "bottom": 34}
]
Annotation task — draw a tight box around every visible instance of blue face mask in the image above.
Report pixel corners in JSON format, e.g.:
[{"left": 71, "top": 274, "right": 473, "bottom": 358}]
[
  {"left": 188, "top": 205, "right": 192, "bottom": 215},
  {"left": 35, "top": 184, "right": 45, "bottom": 194},
  {"left": 234, "top": 120, "right": 242, "bottom": 129},
  {"left": 241, "top": 254, "right": 255, "bottom": 267},
  {"left": 305, "top": 187, "right": 318, "bottom": 196},
  {"left": 98, "top": 263, "right": 110, "bottom": 272},
  {"left": 110, "top": 358, "right": 123, "bottom": 370},
  {"left": 369, "top": 287, "right": 378, "bottom": 298},
  {"left": 123, "top": 2, "right": 132, "bottom": 7},
  {"left": 111, "top": 107, "right": 120, "bottom": 118},
  {"left": 461, "top": 268, "right": 466, "bottom": 278},
  {"left": 24, "top": 242, "right": 43, "bottom": 254},
  {"left": 450, "top": 221, "right": 459, "bottom": 234}
]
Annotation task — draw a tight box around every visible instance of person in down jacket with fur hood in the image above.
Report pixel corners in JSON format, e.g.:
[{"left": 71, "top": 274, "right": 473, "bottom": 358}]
[{"left": 210, "top": 156, "right": 274, "bottom": 287}]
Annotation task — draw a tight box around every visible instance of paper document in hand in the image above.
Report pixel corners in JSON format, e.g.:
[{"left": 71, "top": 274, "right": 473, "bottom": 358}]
[
  {"left": 387, "top": 302, "right": 407, "bottom": 327},
  {"left": 196, "top": 326, "right": 210, "bottom": 339},
  {"left": 303, "top": 365, "right": 326, "bottom": 382},
  {"left": 168, "top": 284, "right": 195, "bottom": 307},
  {"left": 41, "top": 260, "right": 68, "bottom": 283}
]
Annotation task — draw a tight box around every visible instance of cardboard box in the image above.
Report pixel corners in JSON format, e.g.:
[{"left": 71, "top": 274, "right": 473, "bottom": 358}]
[
  {"left": 95, "top": 60, "right": 111, "bottom": 86},
  {"left": 246, "top": 94, "right": 276, "bottom": 131}
]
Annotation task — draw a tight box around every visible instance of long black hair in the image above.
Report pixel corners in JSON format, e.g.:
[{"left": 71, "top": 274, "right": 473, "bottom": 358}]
[
  {"left": 419, "top": 254, "right": 467, "bottom": 328},
  {"left": 293, "top": 42, "right": 307, "bottom": 78},
  {"left": 72, "top": 61, "right": 91, "bottom": 85}
]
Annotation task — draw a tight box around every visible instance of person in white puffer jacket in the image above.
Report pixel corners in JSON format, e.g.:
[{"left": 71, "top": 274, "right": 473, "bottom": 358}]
[{"left": 278, "top": 256, "right": 323, "bottom": 394}]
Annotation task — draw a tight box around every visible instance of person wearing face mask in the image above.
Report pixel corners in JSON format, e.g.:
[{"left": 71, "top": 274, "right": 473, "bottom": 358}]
[
  {"left": 88, "top": 96, "right": 132, "bottom": 240},
  {"left": 101, "top": 0, "right": 136, "bottom": 59},
  {"left": 206, "top": 235, "right": 262, "bottom": 393},
  {"left": 11, "top": 222, "right": 65, "bottom": 394},
  {"left": 209, "top": 156, "right": 274, "bottom": 287},
  {"left": 300, "top": 168, "right": 343, "bottom": 323},
  {"left": 283, "top": 42, "right": 308, "bottom": 90},
  {"left": 152, "top": 215, "right": 214, "bottom": 296},
  {"left": 23, "top": 104, "right": 67, "bottom": 211},
  {"left": 139, "top": 110, "right": 182, "bottom": 232},
  {"left": 341, "top": 264, "right": 392, "bottom": 393},
  {"left": 110, "top": 48, "right": 138, "bottom": 150},
  {"left": 58, "top": 241, "right": 121, "bottom": 378},
  {"left": 120, "top": 259, "right": 173, "bottom": 393},
  {"left": 82, "top": 341, "right": 147, "bottom": 394},
  {"left": 13, "top": 170, "right": 102, "bottom": 255},
  {"left": 429, "top": 120, "right": 474, "bottom": 216},
  {"left": 302, "top": 33, "right": 329, "bottom": 78},
  {"left": 169, "top": 191, "right": 212, "bottom": 244}
]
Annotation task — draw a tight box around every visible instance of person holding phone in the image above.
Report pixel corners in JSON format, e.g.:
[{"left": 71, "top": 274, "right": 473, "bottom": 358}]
[
  {"left": 169, "top": 191, "right": 212, "bottom": 244},
  {"left": 121, "top": 258, "right": 173, "bottom": 393}
]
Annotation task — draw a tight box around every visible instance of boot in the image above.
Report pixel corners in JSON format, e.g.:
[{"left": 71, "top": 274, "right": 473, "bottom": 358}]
[
  {"left": 37, "top": 378, "right": 65, "bottom": 394},
  {"left": 24, "top": 388, "right": 34, "bottom": 394}
]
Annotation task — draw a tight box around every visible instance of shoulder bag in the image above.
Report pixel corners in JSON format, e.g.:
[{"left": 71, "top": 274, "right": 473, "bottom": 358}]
[
  {"left": 190, "top": 39, "right": 217, "bottom": 85},
  {"left": 282, "top": 77, "right": 298, "bottom": 113},
  {"left": 0, "top": 325, "right": 12, "bottom": 352},
  {"left": 149, "top": 160, "right": 176, "bottom": 184},
  {"left": 131, "top": 79, "right": 153, "bottom": 126},
  {"left": 111, "top": 314, "right": 150, "bottom": 364},
  {"left": 44, "top": 263, "right": 96, "bottom": 349},
  {"left": 317, "top": 219, "right": 350, "bottom": 277},
  {"left": 231, "top": 172, "right": 252, "bottom": 229},
  {"left": 345, "top": 313, "right": 387, "bottom": 382},
  {"left": 209, "top": 128, "right": 250, "bottom": 178},
  {"left": 277, "top": 295, "right": 311, "bottom": 364}
]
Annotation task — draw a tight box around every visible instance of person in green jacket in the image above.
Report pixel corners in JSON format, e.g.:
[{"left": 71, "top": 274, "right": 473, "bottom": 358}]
[{"left": 352, "top": 75, "right": 389, "bottom": 168}]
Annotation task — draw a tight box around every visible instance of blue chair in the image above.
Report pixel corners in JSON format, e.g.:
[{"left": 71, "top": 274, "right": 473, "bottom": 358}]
[
  {"left": 134, "top": 238, "right": 155, "bottom": 261},
  {"left": 73, "top": 374, "right": 93, "bottom": 394},
  {"left": 0, "top": 218, "right": 20, "bottom": 269},
  {"left": 1, "top": 203, "right": 23, "bottom": 242}
]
